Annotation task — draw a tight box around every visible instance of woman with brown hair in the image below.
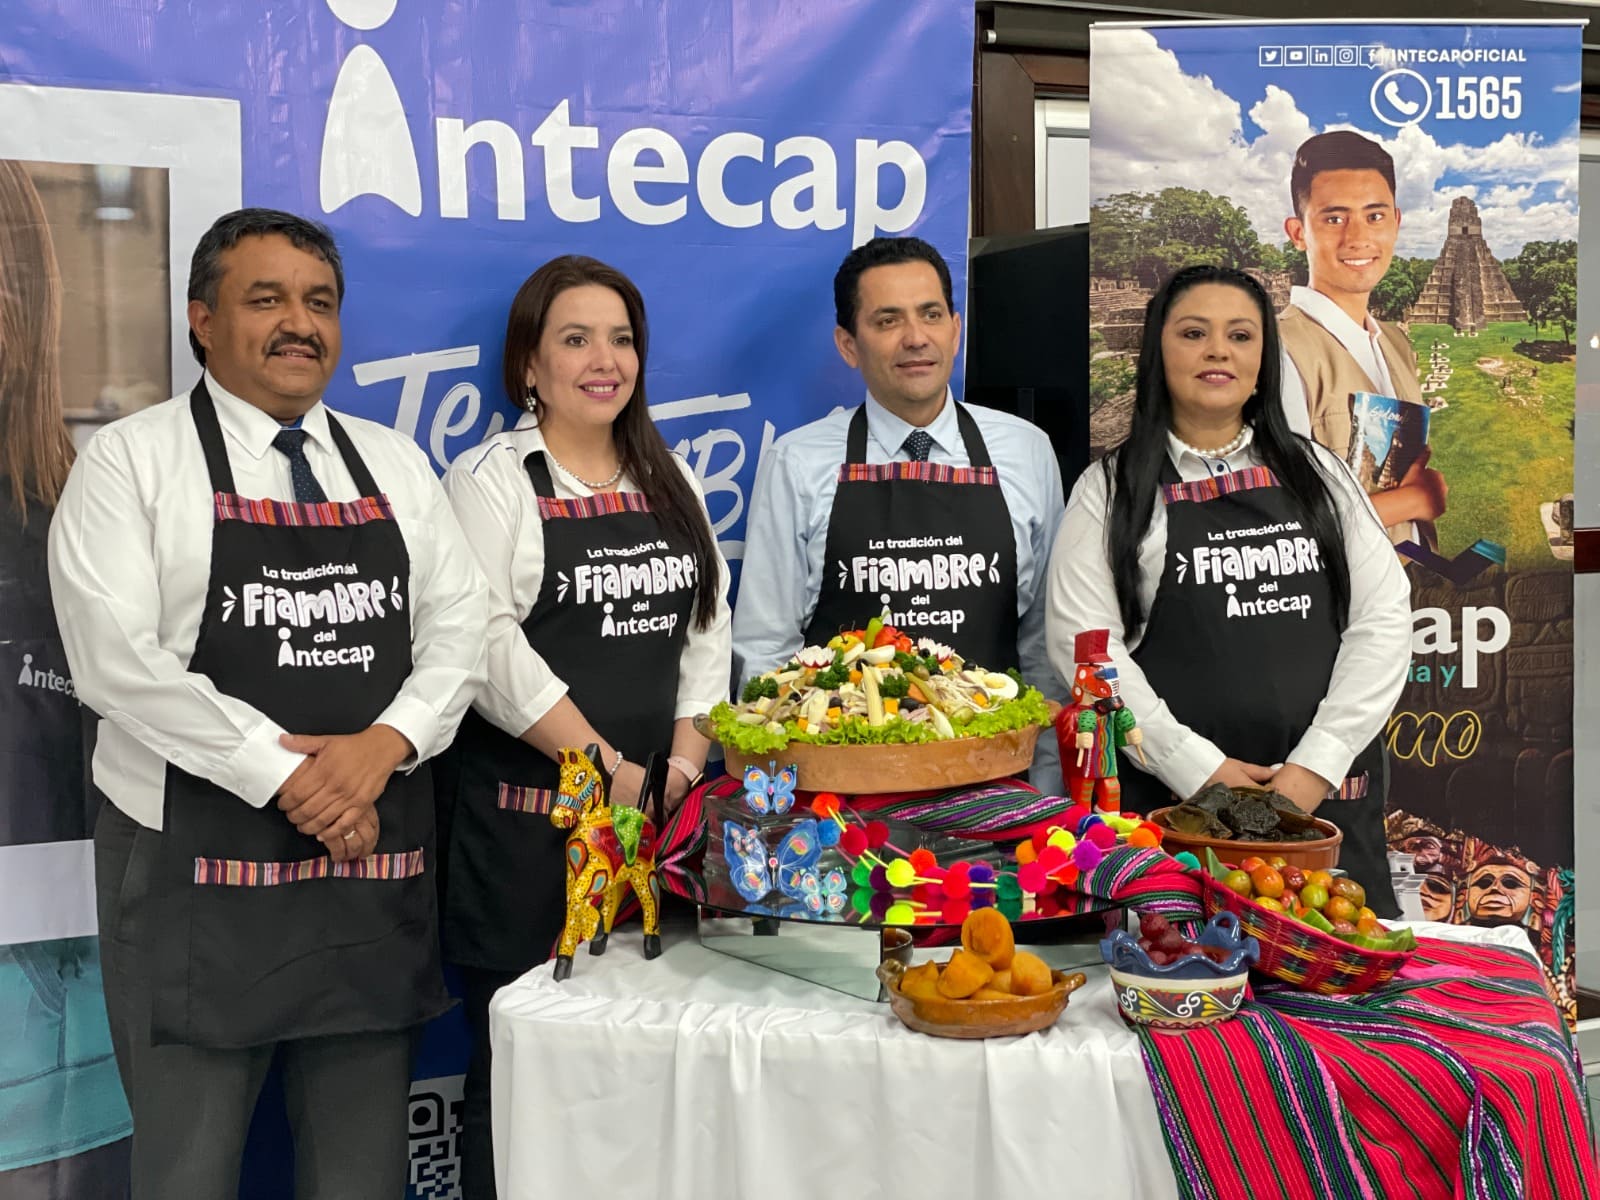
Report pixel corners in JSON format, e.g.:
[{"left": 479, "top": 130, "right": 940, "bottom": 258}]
[
  {"left": 0, "top": 159, "right": 81, "bottom": 847},
  {"left": 439, "top": 254, "right": 730, "bottom": 1198},
  {"left": 0, "top": 158, "right": 130, "bottom": 1195}
]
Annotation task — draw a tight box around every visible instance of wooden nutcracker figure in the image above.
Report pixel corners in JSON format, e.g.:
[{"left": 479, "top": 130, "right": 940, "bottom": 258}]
[{"left": 1055, "top": 629, "right": 1145, "bottom": 812}]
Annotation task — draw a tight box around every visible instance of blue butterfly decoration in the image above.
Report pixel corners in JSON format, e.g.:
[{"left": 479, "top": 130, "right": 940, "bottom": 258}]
[
  {"left": 723, "top": 818, "right": 821, "bottom": 904},
  {"left": 797, "top": 867, "right": 848, "bottom": 916},
  {"left": 743, "top": 763, "right": 798, "bottom": 815}
]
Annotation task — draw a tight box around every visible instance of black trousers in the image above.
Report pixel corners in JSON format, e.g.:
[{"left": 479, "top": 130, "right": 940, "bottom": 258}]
[
  {"left": 456, "top": 965, "right": 521, "bottom": 1200},
  {"left": 95, "top": 800, "right": 414, "bottom": 1199}
]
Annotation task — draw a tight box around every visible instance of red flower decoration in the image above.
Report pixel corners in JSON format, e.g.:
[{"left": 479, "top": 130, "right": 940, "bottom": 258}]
[
  {"left": 840, "top": 826, "right": 868, "bottom": 857},
  {"left": 809, "top": 793, "right": 842, "bottom": 818},
  {"left": 864, "top": 820, "right": 890, "bottom": 850},
  {"left": 1086, "top": 822, "right": 1118, "bottom": 850},
  {"left": 943, "top": 862, "right": 972, "bottom": 899}
]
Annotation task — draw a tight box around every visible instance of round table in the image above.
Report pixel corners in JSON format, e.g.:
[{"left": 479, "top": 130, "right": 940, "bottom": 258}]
[{"left": 489, "top": 918, "right": 1534, "bottom": 1198}]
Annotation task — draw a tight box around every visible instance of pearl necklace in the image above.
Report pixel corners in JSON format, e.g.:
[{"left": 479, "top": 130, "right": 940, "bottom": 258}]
[
  {"left": 546, "top": 450, "right": 624, "bottom": 491},
  {"left": 1176, "top": 425, "right": 1249, "bottom": 460}
]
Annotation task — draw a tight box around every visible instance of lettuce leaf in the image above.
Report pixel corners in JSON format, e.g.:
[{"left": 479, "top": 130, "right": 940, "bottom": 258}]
[{"left": 707, "top": 688, "right": 1051, "bottom": 755}]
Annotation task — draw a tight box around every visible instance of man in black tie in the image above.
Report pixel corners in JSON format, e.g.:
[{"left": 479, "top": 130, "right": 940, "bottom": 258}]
[
  {"left": 732, "top": 236, "right": 1066, "bottom": 787},
  {"left": 48, "top": 208, "right": 486, "bottom": 1197}
]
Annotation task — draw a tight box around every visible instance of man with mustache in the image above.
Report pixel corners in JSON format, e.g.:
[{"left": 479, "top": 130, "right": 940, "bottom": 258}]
[
  {"left": 733, "top": 236, "right": 1066, "bottom": 786},
  {"left": 48, "top": 208, "right": 486, "bottom": 1197},
  {"left": 1278, "top": 130, "right": 1448, "bottom": 540}
]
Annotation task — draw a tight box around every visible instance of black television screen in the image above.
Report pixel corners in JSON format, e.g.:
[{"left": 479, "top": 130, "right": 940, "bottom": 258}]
[{"left": 963, "top": 223, "right": 1091, "bottom": 486}]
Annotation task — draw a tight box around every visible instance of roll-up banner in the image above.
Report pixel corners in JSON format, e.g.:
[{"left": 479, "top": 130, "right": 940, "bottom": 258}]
[
  {"left": 0, "top": 2, "right": 974, "bottom": 1193},
  {"left": 1090, "top": 20, "right": 1581, "bottom": 1021}
]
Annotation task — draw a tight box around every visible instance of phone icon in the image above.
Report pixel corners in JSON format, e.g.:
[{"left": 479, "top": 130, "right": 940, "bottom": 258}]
[
  {"left": 1370, "top": 68, "right": 1431, "bottom": 127},
  {"left": 1384, "top": 80, "right": 1421, "bottom": 116}
]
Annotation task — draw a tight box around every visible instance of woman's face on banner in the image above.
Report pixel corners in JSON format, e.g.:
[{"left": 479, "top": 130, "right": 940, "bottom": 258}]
[
  {"left": 1286, "top": 169, "right": 1400, "bottom": 305},
  {"left": 1160, "top": 282, "right": 1263, "bottom": 425},
  {"left": 525, "top": 284, "right": 639, "bottom": 433}
]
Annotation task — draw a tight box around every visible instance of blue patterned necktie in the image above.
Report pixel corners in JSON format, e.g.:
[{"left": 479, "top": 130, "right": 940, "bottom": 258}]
[
  {"left": 902, "top": 430, "right": 934, "bottom": 463},
  {"left": 272, "top": 428, "right": 328, "bottom": 504}
]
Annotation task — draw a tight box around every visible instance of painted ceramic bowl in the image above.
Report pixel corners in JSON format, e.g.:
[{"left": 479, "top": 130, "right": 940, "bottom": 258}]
[{"left": 1099, "top": 911, "right": 1259, "bottom": 1031}]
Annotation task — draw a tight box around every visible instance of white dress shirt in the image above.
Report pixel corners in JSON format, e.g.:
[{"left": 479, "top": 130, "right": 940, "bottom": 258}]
[
  {"left": 1279, "top": 284, "right": 1398, "bottom": 434},
  {"left": 443, "top": 415, "right": 733, "bottom": 739},
  {"left": 47, "top": 372, "right": 489, "bottom": 830},
  {"left": 1045, "top": 428, "right": 1411, "bottom": 800},
  {"left": 732, "top": 390, "right": 1067, "bottom": 787}
]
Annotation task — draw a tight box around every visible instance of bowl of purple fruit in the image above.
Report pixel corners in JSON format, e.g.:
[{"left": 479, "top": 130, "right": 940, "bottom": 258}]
[{"left": 1099, "top": 911, "right": 1259, "bottom": 1031}]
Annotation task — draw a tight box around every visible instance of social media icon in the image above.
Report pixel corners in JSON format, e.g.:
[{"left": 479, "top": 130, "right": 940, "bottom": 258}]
[
  {"left": 1284, "top": 46, "right": 1308, "bottom": 66},
  {"left": 1370, "top": 68, "right": 1431, "bottom": 127},
  {"left": 1310, "top": 46, "right": 1332, "bottom": 66},
  {"left": 1335, "top": 45, "right": 1358, "bottom": 67},
  {"left": 1259, "top": 45, "right": 1282, "bottom": 67},
  {"left": 1362, "top": 44, "right": 1384, "bottom": 68}
]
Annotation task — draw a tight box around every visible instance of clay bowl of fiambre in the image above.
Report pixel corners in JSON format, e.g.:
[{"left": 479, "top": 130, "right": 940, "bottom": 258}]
[{"left": 719, "top": 722, "right": 1048, "bottom": 794}]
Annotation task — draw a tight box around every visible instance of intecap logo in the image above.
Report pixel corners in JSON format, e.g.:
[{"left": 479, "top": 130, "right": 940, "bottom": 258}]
[
  {"left": 316, "top": 0, "right": 927, "bottom": 244},
  {"left": 17, "top": 653, "right": 76, "bottom": 698}
]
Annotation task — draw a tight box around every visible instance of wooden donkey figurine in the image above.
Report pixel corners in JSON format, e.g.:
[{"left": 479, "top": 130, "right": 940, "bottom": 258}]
[{"left": 550, "top": 743, "right": 665, "bottom": 981}]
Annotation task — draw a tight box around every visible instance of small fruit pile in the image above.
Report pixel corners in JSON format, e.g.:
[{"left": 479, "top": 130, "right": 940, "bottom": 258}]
[
  {"left": 1205, "top": 849, "right": 1416, "bottom": 952},
  {"left": 1133, "top": 912, "right": 1234, "bottom": 968},
  {"left": 895, "top": 909, "right": 1057, "bottom": 1002}
]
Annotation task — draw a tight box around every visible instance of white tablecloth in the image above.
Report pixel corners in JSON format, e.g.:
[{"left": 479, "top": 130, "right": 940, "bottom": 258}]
[{"left": 490, "top": 920, "right": 1535, "bottom": 1200}]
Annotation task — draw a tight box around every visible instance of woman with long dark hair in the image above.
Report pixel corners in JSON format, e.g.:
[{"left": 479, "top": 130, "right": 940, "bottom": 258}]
[
  {"left": 439, "top": 255, "right": 730, "bottom": 1198},
  {"left": 1046, "top": 264, "right": 1409, "bottom": 913}
]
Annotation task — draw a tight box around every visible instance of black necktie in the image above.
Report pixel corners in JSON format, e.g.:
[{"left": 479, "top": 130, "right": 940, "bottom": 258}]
[
  {"left": 272, "top": 428, "right": 328, "bottom": 504},
  {"left": 902, "top": 430, "right": 934, "bottom": 463}
]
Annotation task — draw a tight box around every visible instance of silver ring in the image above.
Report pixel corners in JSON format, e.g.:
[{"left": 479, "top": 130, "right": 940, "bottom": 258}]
[{"left": 342, "top": 829, "right": 356, "bottom": 840}]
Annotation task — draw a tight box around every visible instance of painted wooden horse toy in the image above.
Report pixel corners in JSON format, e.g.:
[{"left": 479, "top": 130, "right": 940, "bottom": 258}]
[{"left": 550, "top": 744, "right": 664, "bottom": 981}]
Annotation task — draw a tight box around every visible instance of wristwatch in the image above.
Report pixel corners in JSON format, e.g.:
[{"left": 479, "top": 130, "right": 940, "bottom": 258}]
[{"left": 666, "top": 755, "right": 704, "bottom": 789}]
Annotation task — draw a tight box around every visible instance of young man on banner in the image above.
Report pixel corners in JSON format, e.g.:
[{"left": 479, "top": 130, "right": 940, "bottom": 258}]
[
  {"left": 733, "top": 236, "right": 1067, "bottom": 787},
  {"left": 1278, "top": 130, "right": 1449, "bottom": 541},
  {"left": 48, "top": 209, "right": 487, "bottom": 1198}
]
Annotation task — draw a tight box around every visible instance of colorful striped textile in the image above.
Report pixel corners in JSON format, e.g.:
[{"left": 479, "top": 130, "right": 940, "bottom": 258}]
[
  {"left": 1335, "top": 773, "right": 1369, "bottom": 801},
  {"left": 214, "top": 490, "right": 395, "bottom": 526},
  {"left": 496, "top": 783, "right": 557, "bottom": 814},
  {"left": 846, "top": 781, "right": 1077, "bottom": 841},
  {"left": 1073, "top": 851, "right": 1597, "bottom": 1200},
  {"left": 1142, "top": 940, "right": 1598, "bottom": 1200},
  {"left": 836, "top": 461, "right": 999, "bottom": 486},
  {"left": 193, "top": 847, "right": 424, "bottom": 886},
  {"left": 1161, "top": 466, "right": 1278, "bottom": 506},
  {"left": 1075, "top": 844, "right": 1207, "bottom": 933},
  {"left": 535, "top": 491, "right": 652, "bottom": 520}
]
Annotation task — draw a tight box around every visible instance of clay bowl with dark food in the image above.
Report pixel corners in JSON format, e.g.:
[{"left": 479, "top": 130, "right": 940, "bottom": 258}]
[
  {"left": 875, "top": 959, "right": 1087, "bottom": 1039},
  {"left": 1148, "top": 807, "right": 1343, "bottom": 872}
]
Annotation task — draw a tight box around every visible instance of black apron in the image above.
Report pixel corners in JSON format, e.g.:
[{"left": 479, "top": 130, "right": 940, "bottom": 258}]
[
  {"left": 0, "top": 491, "right": 90, "bottom": 846},
  {"left": 148, "top": 380, "right": 449, "bottom": 1047},
  {"left": 1126, "top": 460, "right": 1398, "bottom": 917},
  {"left": 440, "top": 453, "right": 696, "bottom": 972},
  {"left": 802, "top": 404, "right": 1019, "bottom": 668}
]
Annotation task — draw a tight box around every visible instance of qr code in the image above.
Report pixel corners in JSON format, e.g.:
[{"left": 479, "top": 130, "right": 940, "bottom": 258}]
[{"left": 407, "top": 1075, "right": 464, "bottom": 1200}]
